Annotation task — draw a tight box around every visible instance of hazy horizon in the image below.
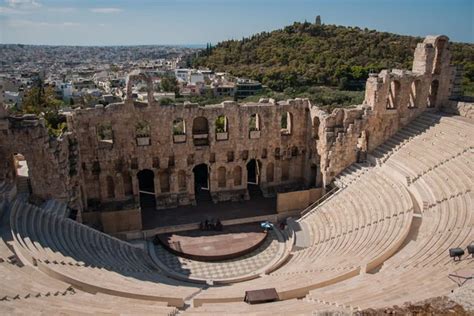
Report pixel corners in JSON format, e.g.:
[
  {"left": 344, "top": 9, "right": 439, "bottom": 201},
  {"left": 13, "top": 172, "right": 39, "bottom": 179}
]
[{"left": 0, "top": 0, "right": 472, "bottom": 46}]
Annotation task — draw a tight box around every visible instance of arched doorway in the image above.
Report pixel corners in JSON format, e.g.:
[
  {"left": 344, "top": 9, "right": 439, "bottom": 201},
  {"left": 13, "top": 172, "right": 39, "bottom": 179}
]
[
  {"left": 428, "top": 80, "right": 439, "bottom": 108},
  {"left": 246, "top": 159, "right": 262, "bottom": 197},
  {"left": 137, "top": 169, "right": 156, "bottom": 209},
  {"left": 310, "top": 164, "right": 317, "bottom": 187},
  {"left": 193, "top": 163, "right": 209, "bottom": 202},
  {"left": 13, "top": 153, "right": 31, "bottom": 195}
]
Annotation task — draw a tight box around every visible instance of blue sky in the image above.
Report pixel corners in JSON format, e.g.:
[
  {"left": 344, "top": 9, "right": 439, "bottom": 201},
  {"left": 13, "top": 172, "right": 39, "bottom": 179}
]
[{"left": 0, "top": 0, "right": 472, "bottom": 45}]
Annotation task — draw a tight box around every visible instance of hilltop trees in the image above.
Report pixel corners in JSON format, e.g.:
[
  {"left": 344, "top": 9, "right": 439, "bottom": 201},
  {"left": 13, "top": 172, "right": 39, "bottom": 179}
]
[{"left": 194, "top": 23, "right": 474, "bottom": 95}]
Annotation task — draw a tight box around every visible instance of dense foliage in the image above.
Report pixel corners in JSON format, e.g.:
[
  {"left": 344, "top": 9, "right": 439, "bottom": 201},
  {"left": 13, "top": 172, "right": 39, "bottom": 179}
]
[
  {"left": 194, "top": 22, "right": 474, "bottom": 95},
  {"left": 21, "top": 85, "right": 67, "bottom": 137}
]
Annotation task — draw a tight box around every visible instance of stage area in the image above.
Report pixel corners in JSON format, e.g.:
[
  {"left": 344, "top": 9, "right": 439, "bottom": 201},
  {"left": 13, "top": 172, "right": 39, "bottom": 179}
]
[
  {"left": 157, "top": 224, "right": 268, "bottom": 261},
  {"left": 142, "top": 195, "right": 276, "bottom": 229}
]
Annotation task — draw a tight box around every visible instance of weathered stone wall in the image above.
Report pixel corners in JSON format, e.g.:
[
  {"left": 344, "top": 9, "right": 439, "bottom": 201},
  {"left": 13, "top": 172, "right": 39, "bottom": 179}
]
[
  {"left": 0, "top": 35, "right": 457, "bottom": 221},
  {"left": 69, "top": 97, "right": 311, "bottom": 210},
  {"left": 311, "top": 35, "right": 454, "bottom": 186},
  {"left": 442, "top": 100, "right": 474, "bottom": 119},
  {"left": 0, "top": 114, "right": 83, "bottom": 213}
]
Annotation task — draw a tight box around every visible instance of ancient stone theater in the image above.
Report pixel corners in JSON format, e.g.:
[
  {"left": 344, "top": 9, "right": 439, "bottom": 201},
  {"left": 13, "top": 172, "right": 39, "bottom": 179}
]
[{"left": 0, "top": 35, "right": 473, "bottom": 314}]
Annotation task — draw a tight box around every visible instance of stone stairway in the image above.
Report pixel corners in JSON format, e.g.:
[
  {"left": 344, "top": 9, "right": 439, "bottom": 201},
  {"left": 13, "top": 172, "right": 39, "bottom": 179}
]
[
  {"left": 368, "top": 113, "right": 440, "bottom": 166},
  {"left": 15, "top": 176, "right": 30, "bottom": 196},
  {"left": 333, "top": 162, "right": 372, "bottom": 188}
]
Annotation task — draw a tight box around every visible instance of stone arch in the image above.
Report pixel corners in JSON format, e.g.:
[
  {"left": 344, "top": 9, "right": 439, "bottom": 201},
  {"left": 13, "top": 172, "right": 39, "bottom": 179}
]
[
  {"left": 159, "top": 170, "right": 170, "bottom": 193},
  {"left": 106, "top": 176, "right": 115, "bottom": 199},
  {"left": 97, "top": 123, "right": 113, "bottom": 143},
  {"left": 428, "top": 79, "right": 439, "bottom": 108},
  {"left": 313, "top": 117, "right": 320, "bottom": 140},
  {"left": 215, "top": 115, "right": 228, "bottom": 133},
  {"left": 178, "top": 170, "right": 186, "bottom": 191},
  {"left": 125, "top": 71, "right": 153, "bottom": 102},
  {"left": 215, "top": 115, "right": 229, "bottom": 140},
  {"left": 137, "top": 169, "right": 155, "bottom": 209},
  {"left": 173, "top": 118, "right": 186, "bottom": 135},
  {"left": 233, "top": 166, "right": 242, "bottom": 186},
  {"left": 135, "top": 121, "right": 150, "bottom": 146},
  {"left": 136, "top": 121, "right": 150, "bottom": 137},
  {"left": 281, "top": 160, "right": 290, "bottom": 181},
  {"left": 249, "top": 113, "right": 261, "bottom": 131},
  {"left": 433, "top": 37, "right": 447, "bottom": 75},
  {"left": 193, "top": 117, "right": 209, "bottom": 134},
  {"left": 266, "top": 162, "right": 274, "bottom": 183},
  {"left": 291, "top": 146, "right": 298, "bottom": 157},
  {"left": 386, "top": 80, "right": 401, "bottom": 109},
  {"left": 122, "top": 171, "right": 133, "bottom": 196},
  {"left": 192, "top": 117, "right": 209, "bottom": 146},
  {"left": 408, "top": 79, "right": 421, "bottom": 108},
  {"left": 217, "top": 166, "right": 226, "bottom": 188},
  {"left": 281, "top": 111, "right": 293, "bottom": 135}
]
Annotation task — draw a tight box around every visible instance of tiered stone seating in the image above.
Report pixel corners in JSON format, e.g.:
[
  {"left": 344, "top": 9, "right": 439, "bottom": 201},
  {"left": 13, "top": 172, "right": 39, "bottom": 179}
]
[
  {"left": 0, "top": 290, "right": 179, "bottom": 315},
  {"left": 304, "top": 113, "right": 474, "bottom": 310},
  {"left": 1, "top": 112, "right": 472, "bottom": 314},
  {"left": 9, "top": 201, "right": 201, "bottom": 307},
  {"left": 186, "top": 298, "right": 353, "bottom": 315},
  {"left": 333, "top": 162, "right": 371, "bottom": 188},
  {"left": 0, "top": 181, "right": 16, "bottom": 203},
  {"left": 41, "top": 199, "right": 69, "bottom": 218},
  {"left": 192, "top": 168, "right": 414, "bottom": 306}
]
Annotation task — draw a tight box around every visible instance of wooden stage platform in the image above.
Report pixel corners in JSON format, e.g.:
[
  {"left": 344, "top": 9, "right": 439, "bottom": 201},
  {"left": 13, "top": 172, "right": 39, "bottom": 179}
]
[{"left": 156, "top": 223, "right": 268, "bottom": 261}]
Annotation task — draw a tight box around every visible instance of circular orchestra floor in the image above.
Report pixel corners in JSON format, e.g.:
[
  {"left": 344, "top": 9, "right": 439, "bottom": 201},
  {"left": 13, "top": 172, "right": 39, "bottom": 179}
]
[{"left": 156, "top": 224, "right": 268, "bottom": 261}]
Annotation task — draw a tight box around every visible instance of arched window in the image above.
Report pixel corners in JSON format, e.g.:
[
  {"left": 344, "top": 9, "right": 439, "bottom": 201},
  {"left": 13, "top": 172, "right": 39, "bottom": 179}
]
[
  {"left": 193, "top": 117, "right": 209, "bottom": 134},
  {"left": 408, "top": 80, "right": 420, "bottom": 108},
  {"left": 233, "top": 166, "right": 242, "bottom": 186},
  {"left": 433, "top": 38, "right": 447, "bottom": 75},
  {"left": 123, "top": 172, "right": 133, "bottom": 196},
  {"left": 173, "top": 118, "right": 186, "bottom": 135},
  {"left": 159, "top": 170, "right": 170, "bottom": 193},
  {"left": 428, "top": 80, "right": 439, "bottom": 108},
  {"left": 313, "top": 117, "right": 320, "bottom": 140},
  {"left": 281, "top": 160, "right": 290, "bottom": 181},
  {"left": 173, "top": 118, "right": 186, "bottom": 143},
  {"left": 106, "top": 176, "right": 115, "bottom": 198},
  {"left": 266, "top": 162, "right": 274, "bottom": 183},
  {"left": 193, "top": 117, "right": 209, "bottom": 146},
  {"left": 97, "top": 123, "right": 113, "bottom": 143},
  {"left": 215, "top": 115, "right": 229, "bottom": 140},
  {"left": 386, "top": 80, "right": 401, "bottom": 109},
  {"left": 281, "top": 112, "right": 292, "bottom": 135},
  {"left": 249, "top": 113, "right": 261, "bottom": 131},
  {"left": 249, "top": 114, "right": 261, "bottom": 139},
  {"left": 136, "top": 121, "right": 150, "bottom": 146},
  {"left": 178, "top": 170, "right": 186, "bottom": 191},
  {"left": 291, "top": 146, "right": 298, "bottom": 157},
  {"left": 217, "top": 166, "right": 226, "bottom": 188}
]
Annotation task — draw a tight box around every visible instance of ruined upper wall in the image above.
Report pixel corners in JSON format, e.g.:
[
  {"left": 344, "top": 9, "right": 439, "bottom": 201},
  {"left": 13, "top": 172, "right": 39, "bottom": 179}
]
[
  {"left": 0, "top": 35, "right": 459, "bottom": 214},
  {"left": 312, "top": 35, "right": 455, "bottom": 186}
]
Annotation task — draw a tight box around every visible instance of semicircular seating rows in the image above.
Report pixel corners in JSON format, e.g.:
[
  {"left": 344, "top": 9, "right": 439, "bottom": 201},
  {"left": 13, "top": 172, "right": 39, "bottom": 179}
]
[
  {"left": 4, "top": 200, "right": 201, "bottom": 309},
  {"left": 0, "top": 112, "right": 473, "bottom": 315},
  {"left": 186, "top": 113, "right": 473, "bottom": 313}
]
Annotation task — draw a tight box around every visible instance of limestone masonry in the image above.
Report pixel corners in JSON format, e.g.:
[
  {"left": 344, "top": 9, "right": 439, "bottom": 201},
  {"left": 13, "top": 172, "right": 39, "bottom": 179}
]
[{"left": 0, "top": 35, "right": 468, "bottom": 221}]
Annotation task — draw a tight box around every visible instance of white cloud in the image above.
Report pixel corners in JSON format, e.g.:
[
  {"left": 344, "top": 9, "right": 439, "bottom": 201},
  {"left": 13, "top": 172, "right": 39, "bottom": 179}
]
[
  {"left": 7, "top": 19, "right": 80, "bottom": 27},
  {"left": 5, "top": 0, "right": 41, "bottom": 9},
  {"left": 90, "top": 7, "right": 122, "bottom": 14},
  {"left": 47, "top": 7, "right": 77, "bottom": 13}
]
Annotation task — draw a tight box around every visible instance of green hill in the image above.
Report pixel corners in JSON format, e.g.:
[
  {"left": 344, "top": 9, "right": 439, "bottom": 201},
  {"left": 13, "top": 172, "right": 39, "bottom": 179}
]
[{"left": 194, "top": 22, "right": 474, "bottom": 95}]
